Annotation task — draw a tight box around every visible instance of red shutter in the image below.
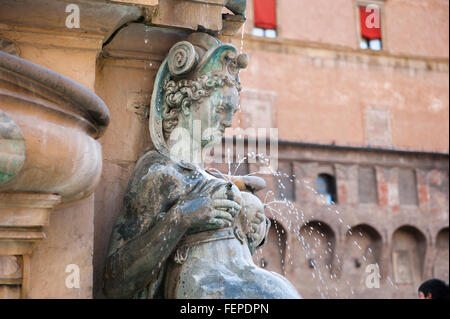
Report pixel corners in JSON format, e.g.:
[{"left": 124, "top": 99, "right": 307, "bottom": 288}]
[
  {"left": 254, "top": 0, "right": 277, "bottom": 30},
  {"left": 359, "top": 6, "right": 381, "bottom": 39}
]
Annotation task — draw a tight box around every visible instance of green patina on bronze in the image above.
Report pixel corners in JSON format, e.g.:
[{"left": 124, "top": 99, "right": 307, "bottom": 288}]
[
  {"left": 0, "top": 110, "right": 26, "bottom": 184},
  {"left": 225, "top": 0, "right": 247, "bottom": 16},
  {"left": 103, "top": 32, "right": 301, "bottom": 299}
]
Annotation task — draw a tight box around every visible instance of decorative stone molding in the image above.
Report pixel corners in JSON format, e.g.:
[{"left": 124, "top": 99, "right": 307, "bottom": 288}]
[
  {"left": 0, "top": 51, "right": 109, "bottom": 204},
  {"left": 111, "top": 0, "right": 158, "bottom": 5},
  {"left": 0, "top": 0, "right": 142, "bottom": 43},
  {"left": 229, "top": 35, "right": 449, "bottom": 73},
  {"left": 0, "top": 51, "right": 109, "bottom": 298},
  {"left": 0, "top": 193, "right": 61, "bottom": 298},
  {"left": 149, "top": 0, "right": 245, "bottom": 35},
  {"left": 0, "top": 37, "right": 20, "bottom": 57}
]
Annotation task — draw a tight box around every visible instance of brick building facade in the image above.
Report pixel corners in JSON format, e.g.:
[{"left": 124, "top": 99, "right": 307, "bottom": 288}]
[
  {"left": 215, "top": 0, "right": 449, "bottom": 298},
  {"left": 0, "top": 0, "right": 447, "bottom": 299}
]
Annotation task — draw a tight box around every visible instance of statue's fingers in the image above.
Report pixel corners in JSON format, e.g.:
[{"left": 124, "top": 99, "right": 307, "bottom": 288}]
[
  {"left": 208, "top": 218, "right": 230, "bottom": 229},
  {"left": 247, "top": 233, "right": 259, "bottom": 243},
  {"left": 211, "top": 199, "right": 241, "bottom": 215},
  {"left": 248, "top": 232, "right": 259, "bottom": 240},
  {"left": 251, "top": 219, "right": 263, "bottom": 226},
  {"left": 199, "top": 179, "right": 225, "bottom": 194},
  {"left": 253, "top": 212, "right": 265, "bottom": 224},
  {"left": 213, "top": 207, "right": 240, "bottom": 218},
  {"left": 213, "top": 210, "right": 234, "bottom": 223}
]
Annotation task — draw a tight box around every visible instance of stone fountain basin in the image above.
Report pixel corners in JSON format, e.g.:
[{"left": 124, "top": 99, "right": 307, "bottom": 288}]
[{"left": 0, "top": 51, "right": 109, "bottom": 206}]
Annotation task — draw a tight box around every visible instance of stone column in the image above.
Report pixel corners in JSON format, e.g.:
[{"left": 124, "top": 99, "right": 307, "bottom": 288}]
[
  {"left": 379, "top": 238, "right": 391, "bottom": 284},
  {"left": 334, "top": 164, "right": 358, "bottom": 205},
  {"left": 422, "top": 235, "right": 436, "bottom": 280},
  {"left": 293, "top": 162, "right": 319, "bottom": 204},
  {"left": 375, "top": 166, "right": 399, "bottom": 209}
]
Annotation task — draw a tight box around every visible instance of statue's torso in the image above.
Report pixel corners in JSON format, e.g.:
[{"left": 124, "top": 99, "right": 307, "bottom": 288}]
[
  {"left": 164, "top": 228, "right": 301, "bottom": 299},
  {"left": 112, "top": 150, "right": 300, "bottom": 299}
]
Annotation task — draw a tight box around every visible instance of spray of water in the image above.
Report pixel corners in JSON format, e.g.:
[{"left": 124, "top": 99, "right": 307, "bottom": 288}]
[{"left": 206, "top": 150, "right": 399, "bottom": 298}]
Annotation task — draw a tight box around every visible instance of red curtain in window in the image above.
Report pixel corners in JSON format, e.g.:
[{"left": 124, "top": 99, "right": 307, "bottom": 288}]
[
  {"left": 359, "top": 6, "right": 381, "bottom": 39},
  {"left": 254, "top": 0, "right": 277, "bottom": 30}
]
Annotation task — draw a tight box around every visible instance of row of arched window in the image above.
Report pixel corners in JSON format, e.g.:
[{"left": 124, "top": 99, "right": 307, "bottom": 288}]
[{"left": 257, "top": 219, "right": 449, "bottom": 290}]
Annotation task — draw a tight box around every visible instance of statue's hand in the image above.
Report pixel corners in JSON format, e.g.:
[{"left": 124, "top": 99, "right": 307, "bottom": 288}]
[
  {"left": 239, "top": 192, "right": 269, "bottom": 254},
  {"left": 178, "top": 179, "right": 241, "bottom": 234},
  {"left": 247, "top": 213, "right": 269, "bottom": 253}
]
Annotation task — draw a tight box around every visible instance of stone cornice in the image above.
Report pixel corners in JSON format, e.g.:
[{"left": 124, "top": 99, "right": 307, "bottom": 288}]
[
  {"left": 0, "top": 0, "right": 143, "bottom": 42},
  {"left": 229, "top": 34, "right": 449, "bottom": 73},
  {"left": 110, "top": 0, "right": 159, "bottom": 6},
  {"left": 0, "top": 26, "right": 104, "bottom": 51},
  {"left": 100, "top": 23, "right": 190, "bottom": 69},
  {"left": 0, "top": 51, "right": 110, "bottom": 135},
  {"left": 223, "top": 137, "right": 449, "bottom": 170}
]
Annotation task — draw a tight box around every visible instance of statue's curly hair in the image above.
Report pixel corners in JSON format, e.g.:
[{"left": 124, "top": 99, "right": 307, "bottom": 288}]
[{"left": 162, "top": 72, "right": 241, "bottom": 138}]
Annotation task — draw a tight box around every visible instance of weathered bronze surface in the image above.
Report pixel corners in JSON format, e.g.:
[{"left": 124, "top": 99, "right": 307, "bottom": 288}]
[
  {"left": 103, "top": 32, "right": 301, "bottom": 299},
  {"left": 225, "top": 0, "right": 247, "bottom": 16}
]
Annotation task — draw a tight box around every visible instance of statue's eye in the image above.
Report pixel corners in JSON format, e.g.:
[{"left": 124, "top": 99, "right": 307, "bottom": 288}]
[{"left": 216, "top": 105, "right": 225, "bottom": 113}]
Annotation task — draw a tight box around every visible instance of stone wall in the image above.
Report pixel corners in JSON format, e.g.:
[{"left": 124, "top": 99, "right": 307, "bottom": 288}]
[
  {"left": 231, "top": 0, "right": 449, "bottom": 153},
  {"left": 244, "top": 0, "right": 449, "bottom": 58},
  {"left": 92, "top": 23, "right": 190, "bottom": 298},
  {"left": 0, "top": 21, "right": 102, "bottom": 298}
]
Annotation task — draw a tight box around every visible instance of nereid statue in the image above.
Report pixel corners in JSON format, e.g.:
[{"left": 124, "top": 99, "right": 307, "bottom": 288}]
[{"left": 103, "top": 32, "right": 301, "bottom": 299}]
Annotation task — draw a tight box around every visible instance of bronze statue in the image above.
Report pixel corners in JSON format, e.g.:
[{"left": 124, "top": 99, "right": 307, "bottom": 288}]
[
  {"left": 103, "top": 32, "right": 301, "bottom": 299},
  {"left": 225, "top": 0, "right": 247, "bottom": 17}
]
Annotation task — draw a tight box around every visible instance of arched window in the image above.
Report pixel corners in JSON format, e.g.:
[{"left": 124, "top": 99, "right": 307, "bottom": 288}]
[
  {"left": 253, "top": 218, "right": 287, "bottom": 275},
  {"left": 298, "top": 220, "right": 336, "bottom": 297},
  {"left": 316, "top": 173, "right": 337, "bottom": 205},
  {"left": 392, "top": 226, "right": 427, "bottom": 285}
]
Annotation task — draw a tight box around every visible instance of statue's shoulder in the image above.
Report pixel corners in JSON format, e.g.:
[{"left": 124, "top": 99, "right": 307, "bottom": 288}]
[
  {"left": 131, "top": 150, "right": 191, "bottom": 184},
  {"left": 133, "top": 150, "right": 177, "bottom": 174},
  {"left": 119, "top": 150, "right": 184, "bottom": 223},
  {"left": 136, "top": 150, "right": 172, "bottom": 167}
]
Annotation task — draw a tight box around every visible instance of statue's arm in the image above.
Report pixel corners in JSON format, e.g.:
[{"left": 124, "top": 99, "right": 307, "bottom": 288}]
[
  {"left": 103, "top": 162, "right": 188, "bottom": 298},
  {"left": 103, "top": 160, "right": 240, "bottom": 298},
  {"left": 103, "top": 204, "right": 187, "bottom": 298}
]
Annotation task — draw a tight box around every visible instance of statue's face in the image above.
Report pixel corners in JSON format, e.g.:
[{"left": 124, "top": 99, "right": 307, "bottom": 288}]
[{"left": 191, "top": 85, "right": 239, "bottom": 147}]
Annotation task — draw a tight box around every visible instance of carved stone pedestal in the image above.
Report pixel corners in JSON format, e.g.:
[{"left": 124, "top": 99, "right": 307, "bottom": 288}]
[
  {"left": 0, "top": 49, "right": 109, "bottom": 298},
  {"left": 0, "top": 193, "right": 61, "bottom": 298}
]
